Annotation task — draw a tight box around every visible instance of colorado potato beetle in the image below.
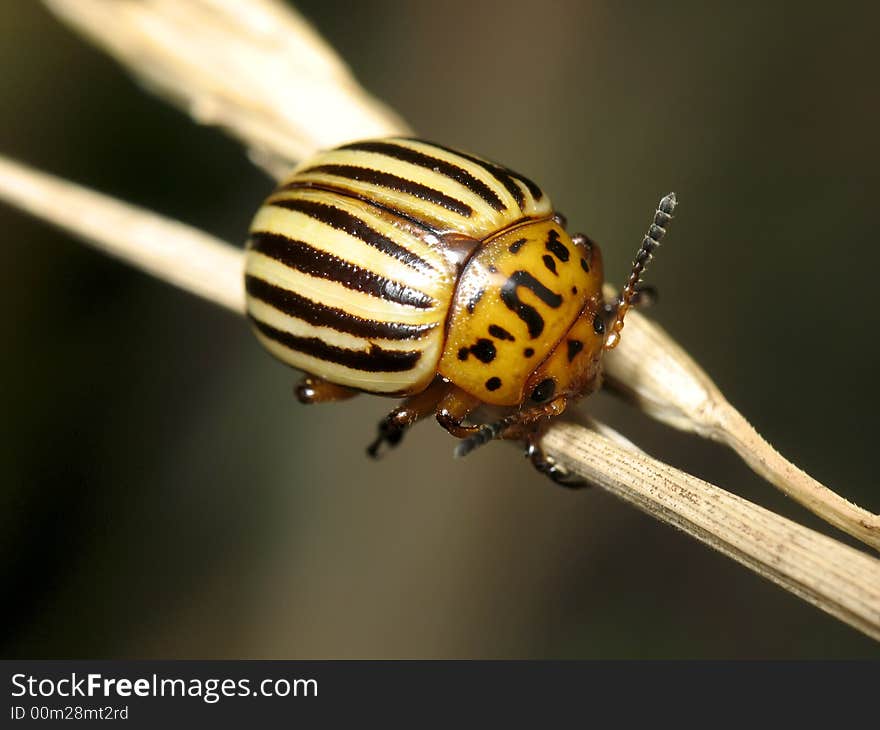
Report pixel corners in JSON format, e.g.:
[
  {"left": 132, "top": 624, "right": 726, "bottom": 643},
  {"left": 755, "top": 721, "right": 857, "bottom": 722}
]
[{"left": 244, "top": 138, "right": 675, "bottom": 484}]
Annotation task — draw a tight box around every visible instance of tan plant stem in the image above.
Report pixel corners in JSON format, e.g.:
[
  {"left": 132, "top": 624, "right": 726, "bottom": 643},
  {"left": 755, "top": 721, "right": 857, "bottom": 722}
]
[
  {"left": 44, "top": 0, "right": 411, "bottom": 179},
  {"left": 542, "top": 422, "right": 880, "bottom": 642},
  {"left": 602, "top": 289, "right": 880, "bottom": 551},
  {"left": 0, "top": 155, "right": 245, "bottom": 314}
]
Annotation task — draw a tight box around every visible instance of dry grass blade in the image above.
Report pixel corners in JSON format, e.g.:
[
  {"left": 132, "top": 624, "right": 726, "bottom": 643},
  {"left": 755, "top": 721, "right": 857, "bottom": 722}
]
[
  {"left": 542, "top": 422, "right": 880, "bottom": 642},
  {"left": 602, "top": 291, "right": 880, "bottom": 551},
  {"left": 1, "top": 157, "right": 879, "bottom": 641},
  {"left": 45, "top": 0, "right": 411, "bottom": 178},
  {"left": 0, "top": 155, "right": 244, "bottom": 314}
]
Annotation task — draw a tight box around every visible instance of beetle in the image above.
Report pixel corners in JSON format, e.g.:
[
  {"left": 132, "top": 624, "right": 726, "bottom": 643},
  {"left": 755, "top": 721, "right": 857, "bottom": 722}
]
[{"left": 244, "top": 137, "right": 675, "bottom": 484}]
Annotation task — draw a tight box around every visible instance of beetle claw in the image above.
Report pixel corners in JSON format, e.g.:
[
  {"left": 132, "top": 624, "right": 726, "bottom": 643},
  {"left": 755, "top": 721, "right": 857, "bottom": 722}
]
[
  {"left": 524, "top": 441, "right": 589, "bottom": 489},
  {"left": 366, "top": 420, "right": 405, "bottom": 459}
]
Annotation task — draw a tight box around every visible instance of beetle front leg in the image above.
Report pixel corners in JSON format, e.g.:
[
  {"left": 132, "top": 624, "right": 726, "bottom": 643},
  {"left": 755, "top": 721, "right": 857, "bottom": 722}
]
[
  {"left": 295, "top": 375, "right": 359, "bottom": 404},
  {"left": 523, "top": 427, "right": 589, "bottom": 489},
  {"left": 473, "top": 414, "right": 590, "bottom": 488},
  {"left": 367, "top": 378, "right": 448, "bottom": 458},
  {"left": 435, "top": 387, "right": 483, "bottom": 439},
  {"left": 366, "top": 407, "right": 417, "bottom": 458}
]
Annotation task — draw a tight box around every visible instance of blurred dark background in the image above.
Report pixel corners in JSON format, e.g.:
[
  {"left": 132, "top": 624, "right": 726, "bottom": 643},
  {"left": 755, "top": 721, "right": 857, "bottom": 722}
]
[{"left": 1, "top": 0, "right": 878, "bottom": 658}]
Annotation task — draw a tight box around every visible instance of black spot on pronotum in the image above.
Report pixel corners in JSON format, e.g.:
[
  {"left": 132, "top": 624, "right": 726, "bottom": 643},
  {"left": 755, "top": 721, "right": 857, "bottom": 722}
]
[
  {"left": 580, "top": 258, "right": 590, "bottom": 273},
  {"left": 508, "top": 238, "right": 527, "bottom": 254},
  {"left": 545, "top": 230, "right": 570, "bottom": 262},
  {"left": 500, "top": 270, "right": 563, "bottom": 339},
  {"left": 485, "top": 377, "right": 502, "bottom": 391},
  {"left": 457, "top": 347, "right": 470, "bottom": 361},
  {"left": 542, "top": 254, "right": 558, "bottom": 275},
  {"left": 593, "top": 314, "right": 606, "bottom": 335},
  {"left": 524, "top": 348, "right": 535, "bottom": 358},
  {"left": 531, "top": 378, "right": 556, "bottom": 403},
  {"left": 571, "top": 286, "right": 578, "bottom": 295},
  {"left": 470, "top": 338, "right": 496, "bottom": 363},
  {"left": 488, "top": 324, "right": 515, "bottom": 341},
  {"left": 465, "top": 288, "right": 485, "bottom": 314}
]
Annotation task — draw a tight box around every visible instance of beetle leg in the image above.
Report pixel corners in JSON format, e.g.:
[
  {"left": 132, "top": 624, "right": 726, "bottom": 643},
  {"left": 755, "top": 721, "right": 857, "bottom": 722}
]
[
  {"left": 435, "top": 387, "right": 483, "bottom": 439},
  {"left": 295, "top": 375, "right": 359, "bottom": 404},
  {"left": 603, "top": 284, "right": 659, "bottom": 321},
  {"left": 450, "top": 398, "right": 588, "bottom": 487},
  {"left": 367, "top": 378, "right": 448, "bottom": 458},
  {"left": 523, "top": 430, "right": 589, "bottom": 489},
  {"left": 450, "top": 397, "right": 563, "bottom": 454},
  {"left": 438, "top": 391, "right": 584, "bottom": 488}
]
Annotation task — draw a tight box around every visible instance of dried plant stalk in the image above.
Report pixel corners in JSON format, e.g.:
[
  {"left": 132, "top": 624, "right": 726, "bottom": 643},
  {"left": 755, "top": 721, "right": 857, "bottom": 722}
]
[
  {"left": 42, "top": 0, "right": 879, "bottom": 553},
  {"left": 2, "top": 157, "right": 879, "bottom": 641},
  {"left": 0, "top": 155, "right": 245, "bottom": 314},
  {"left": 601, "top": 290, "right": 880, "bottom": 551},
  {"left": 45, "top": 0, "right": 411, "bottom": 178},
  {"left": 542, "top": 423, "right": 880, "bottom": 641}
]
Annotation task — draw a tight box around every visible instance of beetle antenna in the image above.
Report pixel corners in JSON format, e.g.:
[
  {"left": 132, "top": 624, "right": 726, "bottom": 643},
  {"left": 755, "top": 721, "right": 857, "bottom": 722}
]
[
  {"left": 454, "top": 416, "right": 515, "bottom": 459},
  {"left": 604, "top": 192, "right": 677, "bottom": 349}
]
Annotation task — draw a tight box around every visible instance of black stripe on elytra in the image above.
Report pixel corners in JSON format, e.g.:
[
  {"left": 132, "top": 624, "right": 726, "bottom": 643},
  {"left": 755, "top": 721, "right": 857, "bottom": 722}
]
[
  {"left": 339, "top": 141, "right": 506, "bottom": 212},
  {"left": 499, "top": 270, "right": 563, "bottom": 339},
  {"left": 545, "top": 229, "right": 570, "bottom": 262},
  {"left": 406, "top": 139, "right": 544, "bottom": 209},
  {"left": 511, "top": 170, "right": 543, "bottom": 201},
  {"left": 269, "top": 197, "right": 434, "bottom": 274},
  {"left": 542, "top": 254, "right": 558, "bottom": 275},
  {"left": 245, "top": 276, "right": 436, "bottom": 341},
  {"left": 250, "top": 317, "right": 421, "bottom": 373},
  {"left": 280, "top": 181, "right": 438, "bottom": 235},
  {"left": 299, "top": 164, "right": 473, "bottom": 217},
  {"left": 249, "top": 232, "right": 434, "bottom": 309}
]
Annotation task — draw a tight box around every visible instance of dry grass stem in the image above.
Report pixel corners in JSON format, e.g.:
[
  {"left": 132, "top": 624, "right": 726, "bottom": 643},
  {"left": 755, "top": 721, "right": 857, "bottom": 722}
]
[
  {"left": 0, "top": 0, "right": 868, "bottom": 639},
  {"left": 602, "top": 288, "right": 880, "bottom": 551},
  {"left": 45, "top": 0, "right": 411, "bottom": 179},
  {"left": 542, "top": 422, "right": 880, "bottom": 642},
  {"left": 0, "top": 155, "right": 245, "bottom": 314}
]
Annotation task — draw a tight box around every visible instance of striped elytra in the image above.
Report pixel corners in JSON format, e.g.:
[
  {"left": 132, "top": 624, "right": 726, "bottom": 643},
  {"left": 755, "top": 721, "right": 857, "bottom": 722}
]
[{"left": 244, "top": 137, "right": 675, "bottom": 476}]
